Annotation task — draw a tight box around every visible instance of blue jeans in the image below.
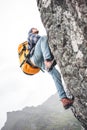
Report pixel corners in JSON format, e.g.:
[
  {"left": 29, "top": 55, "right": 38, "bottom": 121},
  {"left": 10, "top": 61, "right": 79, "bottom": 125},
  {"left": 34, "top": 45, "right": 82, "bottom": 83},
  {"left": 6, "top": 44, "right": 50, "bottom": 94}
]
[{"left": 30, "top": 36, "right": 67, "bottom": 99}]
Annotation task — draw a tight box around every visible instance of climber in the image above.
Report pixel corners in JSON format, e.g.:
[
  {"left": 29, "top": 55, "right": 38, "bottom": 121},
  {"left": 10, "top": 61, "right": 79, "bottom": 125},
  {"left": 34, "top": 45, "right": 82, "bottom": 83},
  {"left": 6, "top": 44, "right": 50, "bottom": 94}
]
[{"left": 27, "top": 27, "right": 74, "bottom": 109}]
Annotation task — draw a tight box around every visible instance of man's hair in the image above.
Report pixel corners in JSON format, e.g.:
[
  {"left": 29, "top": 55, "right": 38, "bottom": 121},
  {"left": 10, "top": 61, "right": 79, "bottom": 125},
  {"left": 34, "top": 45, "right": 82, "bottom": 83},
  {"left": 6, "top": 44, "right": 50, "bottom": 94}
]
[
  {"left": 31, "top": 28, "right": 39, "bottom": 34},
  {"left": 31, "top": 28, "right": 35, "bottom": 31}
]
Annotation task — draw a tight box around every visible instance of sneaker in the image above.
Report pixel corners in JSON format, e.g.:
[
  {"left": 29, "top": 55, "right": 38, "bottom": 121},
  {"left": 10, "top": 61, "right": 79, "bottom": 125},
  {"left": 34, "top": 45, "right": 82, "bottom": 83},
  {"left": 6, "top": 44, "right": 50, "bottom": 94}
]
[{"left": 61, "top": 97, "right": 74, "bottom": 109}]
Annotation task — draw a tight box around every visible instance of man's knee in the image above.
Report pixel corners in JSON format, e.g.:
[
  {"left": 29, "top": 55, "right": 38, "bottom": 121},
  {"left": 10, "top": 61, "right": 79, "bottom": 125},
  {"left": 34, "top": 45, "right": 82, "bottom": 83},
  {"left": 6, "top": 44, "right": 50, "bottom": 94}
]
[{"left": 41, "top": 36, "right": 48, "bottom": 42}]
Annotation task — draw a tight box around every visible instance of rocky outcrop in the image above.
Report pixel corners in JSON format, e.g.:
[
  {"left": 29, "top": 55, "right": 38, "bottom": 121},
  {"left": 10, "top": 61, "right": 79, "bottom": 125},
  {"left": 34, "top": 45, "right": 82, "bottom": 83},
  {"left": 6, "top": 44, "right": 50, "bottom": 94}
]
[{"left": 37, "top": 0, "right": 87, "bottom": 129}]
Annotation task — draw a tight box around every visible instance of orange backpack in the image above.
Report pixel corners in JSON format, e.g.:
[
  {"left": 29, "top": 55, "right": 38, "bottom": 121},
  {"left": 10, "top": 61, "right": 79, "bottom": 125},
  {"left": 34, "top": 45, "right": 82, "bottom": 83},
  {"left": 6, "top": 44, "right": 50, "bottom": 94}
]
[{"left": 18, "top": 41, "right": 40, "bottom": 75}]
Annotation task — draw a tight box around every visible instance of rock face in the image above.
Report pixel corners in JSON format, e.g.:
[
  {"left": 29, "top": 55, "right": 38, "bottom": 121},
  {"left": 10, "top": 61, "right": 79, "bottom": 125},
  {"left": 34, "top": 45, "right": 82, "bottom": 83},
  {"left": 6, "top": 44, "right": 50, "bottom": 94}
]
[{"left": 37, "top": 0, "right": 87, "bottom": 129}]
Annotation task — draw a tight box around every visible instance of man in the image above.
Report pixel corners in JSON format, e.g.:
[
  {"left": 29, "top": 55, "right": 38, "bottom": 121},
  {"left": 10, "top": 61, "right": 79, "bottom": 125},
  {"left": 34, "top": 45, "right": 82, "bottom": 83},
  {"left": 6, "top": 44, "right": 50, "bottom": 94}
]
[{"left": 27, "top": 27, "right": 74, "bottom": 109}]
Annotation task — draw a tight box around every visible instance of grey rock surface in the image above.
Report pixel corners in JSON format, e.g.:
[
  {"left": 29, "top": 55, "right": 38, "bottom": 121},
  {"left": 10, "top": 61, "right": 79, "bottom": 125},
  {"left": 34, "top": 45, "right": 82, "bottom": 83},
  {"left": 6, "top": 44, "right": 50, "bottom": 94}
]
[{"left": 37, "top": 0, "right": 87, "bottom": 129}]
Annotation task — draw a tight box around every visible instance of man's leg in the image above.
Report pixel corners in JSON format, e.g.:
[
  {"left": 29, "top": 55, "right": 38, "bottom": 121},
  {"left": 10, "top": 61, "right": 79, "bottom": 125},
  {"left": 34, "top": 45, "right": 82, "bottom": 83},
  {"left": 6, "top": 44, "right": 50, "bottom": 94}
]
[
  {"left": 40, "top": 36, "right": 53, "bottom": 61},
  {"left": 48, "top": 67, "right": 67, "bottom": 99},
  {"left": 40, "top": 36, "right": 56, "bottom": 70},
  {"left": 30, "top": 36, "right": 54, "bottom": 69},
  {"left": 48, "top": 67, "right": 74, "bottom": 109}
]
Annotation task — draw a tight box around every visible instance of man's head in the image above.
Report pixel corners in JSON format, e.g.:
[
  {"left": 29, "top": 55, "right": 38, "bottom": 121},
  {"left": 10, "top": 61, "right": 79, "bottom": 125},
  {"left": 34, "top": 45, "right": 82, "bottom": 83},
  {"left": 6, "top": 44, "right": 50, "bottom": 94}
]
[{"left": 31, "top": 28, "right": 39, "bottom": 34}]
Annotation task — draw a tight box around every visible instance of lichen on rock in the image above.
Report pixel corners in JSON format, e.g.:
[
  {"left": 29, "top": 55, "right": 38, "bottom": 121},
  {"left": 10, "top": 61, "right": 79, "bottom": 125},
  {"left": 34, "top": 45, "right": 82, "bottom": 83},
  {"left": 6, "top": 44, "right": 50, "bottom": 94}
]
[{"left": 37, "top": 0, "right": 87, "bottom": 129}]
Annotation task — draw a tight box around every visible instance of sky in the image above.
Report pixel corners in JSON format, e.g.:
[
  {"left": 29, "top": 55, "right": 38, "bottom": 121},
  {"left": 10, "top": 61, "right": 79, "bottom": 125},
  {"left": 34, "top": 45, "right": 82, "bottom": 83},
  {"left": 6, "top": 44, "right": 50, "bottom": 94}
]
[{"left": 0, "top": 0, "right": 57, "bottom": 129}]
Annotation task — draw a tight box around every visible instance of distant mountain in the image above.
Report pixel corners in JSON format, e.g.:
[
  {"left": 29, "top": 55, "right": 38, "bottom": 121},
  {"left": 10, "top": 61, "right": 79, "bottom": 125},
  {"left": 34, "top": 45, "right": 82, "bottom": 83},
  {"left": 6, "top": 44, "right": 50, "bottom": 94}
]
[{"left": 1, "top": 93, "right": 81, "bottom": 130}]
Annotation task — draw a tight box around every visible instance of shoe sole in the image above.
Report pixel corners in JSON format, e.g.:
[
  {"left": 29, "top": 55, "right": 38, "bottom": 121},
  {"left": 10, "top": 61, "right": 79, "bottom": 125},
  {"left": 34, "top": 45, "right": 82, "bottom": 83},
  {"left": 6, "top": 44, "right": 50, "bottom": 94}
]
[{"left": 64, "top": 103, "right": 73, "bottom": 109}]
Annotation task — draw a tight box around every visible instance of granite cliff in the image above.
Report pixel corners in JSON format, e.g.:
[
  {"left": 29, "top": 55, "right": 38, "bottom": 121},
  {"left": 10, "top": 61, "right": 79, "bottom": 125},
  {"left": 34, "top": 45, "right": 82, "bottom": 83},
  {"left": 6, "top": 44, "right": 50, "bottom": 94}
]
[{"left": 37, "top": 0, "right": 87, "bottom": 129}]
